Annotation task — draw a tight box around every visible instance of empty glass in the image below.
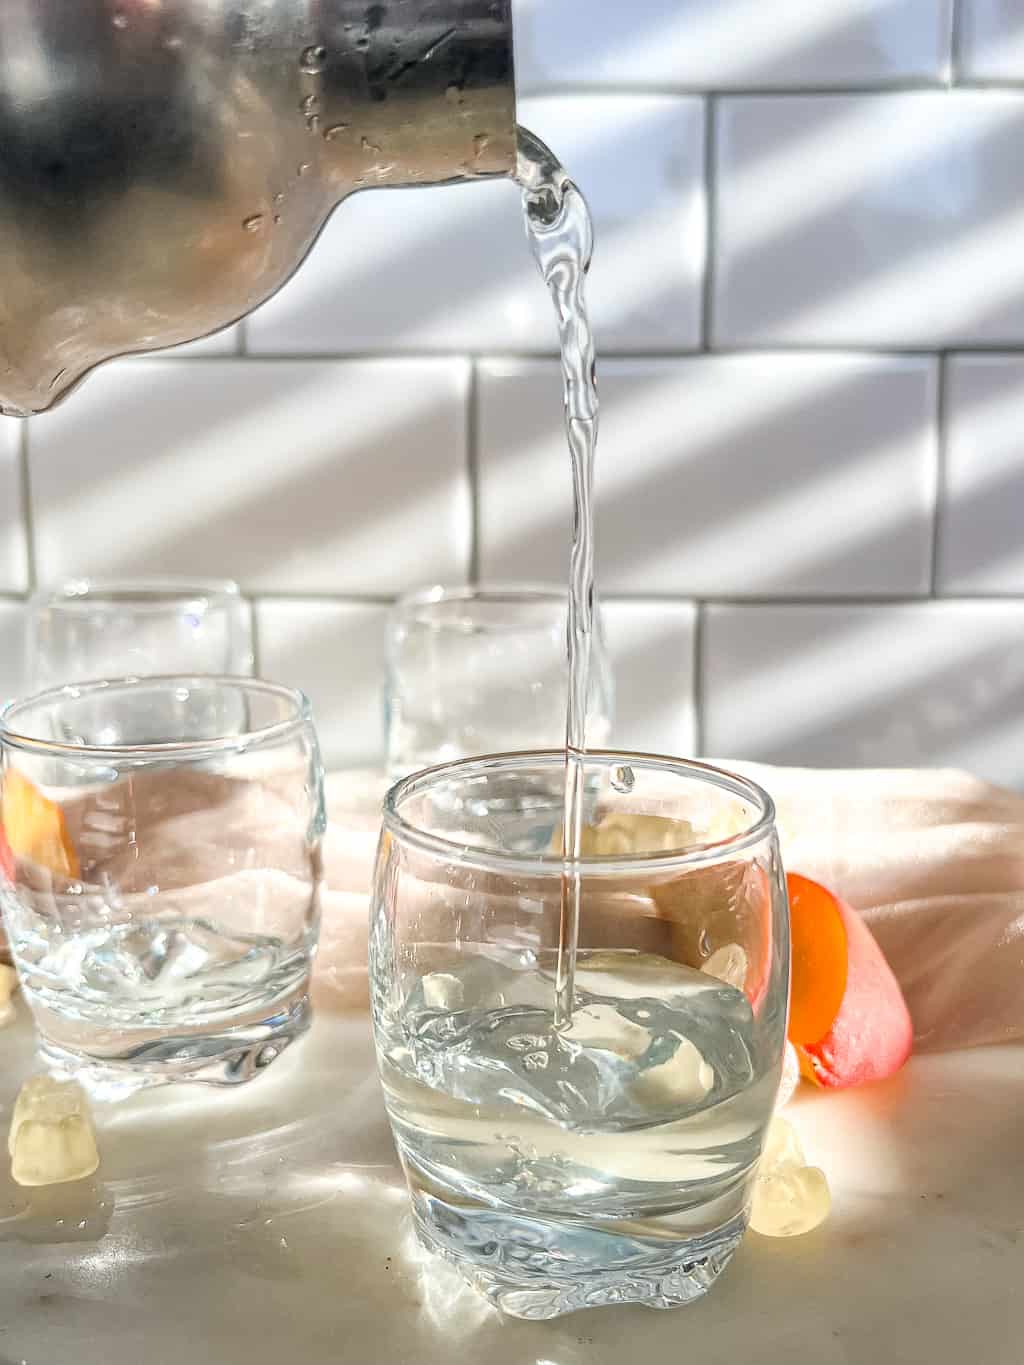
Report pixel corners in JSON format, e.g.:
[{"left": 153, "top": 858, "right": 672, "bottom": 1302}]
[
  {"left": 370, "top": 751, "right": 789, "bottom": 1319},
  {"left": 384, "top": 585, "right": 614, "bottom": 781},
  {"left": 0, "top": 677, "right": 324, "bottom": 1097},
  {"left": 28, "top": 579, "right": 254, "bottom": 690}
]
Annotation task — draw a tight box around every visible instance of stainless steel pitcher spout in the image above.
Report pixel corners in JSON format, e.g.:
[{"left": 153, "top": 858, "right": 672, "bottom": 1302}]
[{"left": 0, "top": 0, "right": 516, "bottom": 416}]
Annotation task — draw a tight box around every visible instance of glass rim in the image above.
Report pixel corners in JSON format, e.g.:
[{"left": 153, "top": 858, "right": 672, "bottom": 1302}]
[
  {"left": 31, "top": 577, "right": 243, "bottom": 612},
  {"left": 0, "top": 675, "right": 313, "bottom": 760},
  {"left": 383, "top": 749, "right": 777, "bottom": 874},
  {"left": 391, "top": 582, "right": 571, "bottom": 627}
]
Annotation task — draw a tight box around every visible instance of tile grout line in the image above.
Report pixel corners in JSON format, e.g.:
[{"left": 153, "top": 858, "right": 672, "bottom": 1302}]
[
  {"left": 931, "top": 353, "right": 950, "bottom": 596},
  {"left": 467, "top": 360, "right": 481, "bottom": 585},
  {"left": 18, "top": 420, "right": 37, "bottom": 591},
  {"left": 700, "top": 95, "right": 718, "bottom": 352},
  {"left": 949, "top": 0, "right": 965, "bottom": 85},
  {"left": 692, "top": 601, "right": 706, "bottom": 758},
  {"left": 517, "top": 79, "right": 967, "bottom": 98}
]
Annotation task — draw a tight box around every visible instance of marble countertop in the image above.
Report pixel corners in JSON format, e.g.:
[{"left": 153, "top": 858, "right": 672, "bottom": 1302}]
[{"left": 0, "top": 1006, "right": 1021, "bottom": 1364}]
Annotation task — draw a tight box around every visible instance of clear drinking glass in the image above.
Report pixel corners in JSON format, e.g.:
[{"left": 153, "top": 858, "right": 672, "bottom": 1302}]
[
  {"left": 370, "top": 751, "right": 789, "bottom": 1319},
  {"left": 384, "top": 586, "right": 614, "bottom": 780},
  {"left": 0, "top": 676, "right": 324, "bottom": 1097},
  {"left": 28, "top": 579, "right": 255, "bottom": 690}
]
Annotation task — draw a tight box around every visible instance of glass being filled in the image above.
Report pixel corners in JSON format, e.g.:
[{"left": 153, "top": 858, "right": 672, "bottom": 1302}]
[{"left": 370, "top": 752, "right": 789, "bottom": 1319}]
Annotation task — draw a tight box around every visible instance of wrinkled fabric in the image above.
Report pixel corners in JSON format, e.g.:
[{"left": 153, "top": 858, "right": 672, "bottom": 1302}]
[{"left": 314, "top": 767, "right": 1024, "bottom": 1051}]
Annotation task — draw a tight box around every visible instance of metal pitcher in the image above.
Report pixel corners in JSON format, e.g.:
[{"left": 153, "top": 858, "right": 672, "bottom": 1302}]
[{"left": 0, "top": 0, "right": 516, "bottom": 416}]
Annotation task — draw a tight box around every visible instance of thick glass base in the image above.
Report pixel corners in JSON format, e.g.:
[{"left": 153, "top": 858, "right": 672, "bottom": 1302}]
[
  {"left": 409, "top": 1186, "right": 746, "bottom": 1320},
  {"left": 34, "top": 992, "right": 312, "bottom": 1102}
]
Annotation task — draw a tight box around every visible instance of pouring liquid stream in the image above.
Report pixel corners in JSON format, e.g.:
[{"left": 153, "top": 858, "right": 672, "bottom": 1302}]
[{"left": 516, "top": 127, "right": 598, "bottom": 1029}]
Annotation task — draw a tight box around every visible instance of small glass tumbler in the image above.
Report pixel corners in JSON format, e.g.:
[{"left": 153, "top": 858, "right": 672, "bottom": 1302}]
[
  {"left": 384, "top": 585, "right": 614, "bottom": 780},
  {"left": 28, "top": 578, "right": 255, "bottom": 691},
  {"left": 0, "top": 676, "right": 324, "bottom": 1097},
  {"left": 370, "top": 751, "right": 789, "bottom": 1319}
]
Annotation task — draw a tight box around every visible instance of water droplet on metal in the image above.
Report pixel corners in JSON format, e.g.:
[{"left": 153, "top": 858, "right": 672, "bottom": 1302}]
[
  {"left": 279, "top": 1236, "right": 289, "bottom": 1250},
  {"left": 300, "top": 94, "right": 318, "bottom": 114},
  {"left": 242, "top": 214, "right": 264, "bottom": 233},
  {"left": 297, "top": 161, "right": 311, "bottom": 176},
  {"left": 273, "top": 192, "right": 285, "bottom": 205},
  {"left": 361, "top": 136, "right": 382, "bottom": 155},
  {"left": 323, "top": 123, "right": 350, "bottom": 141},
  {"left": 299, "top": 44, "right": 327, "bottom": 74},
  {"left": 473, "top": 133, "right": 491, "bottom": 160},
  {"left": 163, "top": 33, "right": 183, "bottom": 50},
  {"left": 698, "top": 928, "right": 711, "bottom": 959},
  {"left": 611, "top": 765, "right": 635, "bottom": 794},
  {"left": 305, "top": 114, "right": 321, "bottom": 134},
  {"left": 272, "top": 214, "right": 282, "bottom": 225},
  {"left": 112, "top": 11, "right": 127, "bottom": 29}
]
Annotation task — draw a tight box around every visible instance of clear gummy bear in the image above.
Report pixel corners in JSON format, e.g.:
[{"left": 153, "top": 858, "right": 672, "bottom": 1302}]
[
  {"left": 749, "top": 1114, "right": 830, "bottom": 1238},
  {"left": 9, "top": 1076, "right": 100, "bottom": 1187}
]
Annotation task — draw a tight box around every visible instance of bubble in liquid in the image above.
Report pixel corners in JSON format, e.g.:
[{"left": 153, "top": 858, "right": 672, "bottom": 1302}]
[
  {"left": 242, "top": 214, "right": 265, "bottom": 233},
  {"left": 300, "top": 44, "right": 327, "bottom": 74},
  {"left": 610, "top": 765, "right": 634, "bottom": 794}
]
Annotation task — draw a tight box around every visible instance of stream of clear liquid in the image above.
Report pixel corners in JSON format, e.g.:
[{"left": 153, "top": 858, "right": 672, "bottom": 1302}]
[{"left": 516, "top": 127, "right": 599, "bottom": 1029}]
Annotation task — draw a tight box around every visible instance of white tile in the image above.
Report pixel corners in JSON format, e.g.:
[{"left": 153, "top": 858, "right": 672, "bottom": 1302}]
[
  {"left": 703, "top": 602, "right": 1024, "bottom": 787},
  {"left": 256, "top": 600, "right": 388, "bottom": 768},
  {"left": 958, "top": 0, "right": 1024, "bottom": 81},
  {"left": 477, "top": 355, "right": 936, "bottom": 596},
  {"left": 513, "top": 0, "right": 952, "bottom": 90},
  {"left": 714, "top": 93, "right": 1024, "bottom": 347},
  {"left": 939, "top": 355, "right": 1024, "bottom": 592},
  {"left": 29, "top": 359, "right": 470, "bottom": 595},
  {"left": 247, "top": 96, "right": 703, "bottom": 355},
  {"left": 0, "top": 419, "right": 27, "bottom": 592},
  {"left": 0, "top": 601, "right": 27, "bottom": 705},
  {"left": 602, "top": 601, "right": 697, "bottom": 758}
]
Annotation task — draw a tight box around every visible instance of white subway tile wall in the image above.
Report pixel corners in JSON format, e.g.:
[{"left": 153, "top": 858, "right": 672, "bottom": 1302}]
[
  {"left": 5, "top": 1, "right": 1024, "bottom": 784},
  {"left": 957, "top": 0, "right": 1024, "bottom": 81},
  {"left": 477, "top": 356, "right": 937, "bottom": 596}
]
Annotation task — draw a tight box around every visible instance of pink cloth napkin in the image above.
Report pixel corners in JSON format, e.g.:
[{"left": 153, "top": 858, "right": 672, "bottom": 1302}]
[{"left": 314, "top": 766, "right": 1024, "bottom": 1053}]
